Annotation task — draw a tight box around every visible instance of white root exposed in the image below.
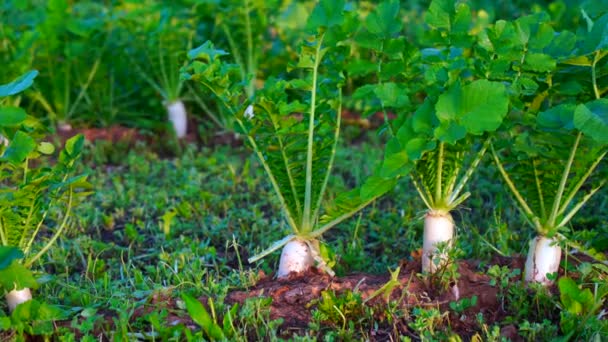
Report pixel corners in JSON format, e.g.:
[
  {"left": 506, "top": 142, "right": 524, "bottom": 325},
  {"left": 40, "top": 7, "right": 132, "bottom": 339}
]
[
  {"left": 277, "top": 239, "right": 314, "bottom": 278},
  {"left": 525, "top": 235, "right": 562, "bottom": 285},
  {"left": 422, "top": 211, "right": 455, "bottom": 274},
  {"left": 6, "top": 288, "right": 32, "bottom": 312},
  {"left": 166, "top": 100, "right": 188, "bottom": 138}
]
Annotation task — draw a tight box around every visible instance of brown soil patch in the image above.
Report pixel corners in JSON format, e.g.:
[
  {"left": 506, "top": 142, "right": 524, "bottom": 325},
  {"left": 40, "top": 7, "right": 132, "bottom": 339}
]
[{"left": 224, "top": 256, "right": 525, "bottom": 338}]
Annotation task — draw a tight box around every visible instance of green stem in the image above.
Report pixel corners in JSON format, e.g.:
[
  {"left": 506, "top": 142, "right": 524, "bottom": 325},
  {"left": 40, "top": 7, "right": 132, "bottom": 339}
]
[
  {"left": 491, "top": 145, "right": 540, "bottom": 231},
  {"left": 558, "top": 150, "right": 606, "bottom": 217},
  {"left": 244, "top": 0, "right": 256, "bottom": 97},
  {"left": 435, "top": 142, "right": 444, "bottom": 205},
  {"left": 448, "top": 138, "right": 490, "bottom": 206},
  {"left": 411, "top": 173, "right": 433, "bottom": 210},
  {"left": 557, "top": 178, "right": 607, "bottom": 229},
  {"left": 311, "top": 88, "right": 342, "bottom": 226},
  {"left": 222, "top": 24, "right": 247, "bottom": 84},
  {"left": 309, "top": 195, "right": 378, "bottom": 239},
  {"left": 532, "top": 159, "right": 546, "bottom": 219},
  {"left": 302, "top": 35, "right": 325, "bottom": 233},
  {"left": 0, "top": 218, "right": 7, "bottom": 246},
  {"left": 592, "top": 51, "right": 601, "bottom": 100},
  {"left": 548, "top": 132, "right": 581, "bottom": 227},
  {"left": 198, "top": 78, "right": 301, "bottom": 232},
  {"left": 25, "top": 188, "right": 73, "bottom": 268}
]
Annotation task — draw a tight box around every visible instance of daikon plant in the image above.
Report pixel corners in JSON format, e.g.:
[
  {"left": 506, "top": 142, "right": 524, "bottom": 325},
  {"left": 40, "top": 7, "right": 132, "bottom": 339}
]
[
  {"left": 0, "top": 71, "right": 90, "bottom": 311},
  {"left": 185, "top": 0, "right": 394, "bottom": 277},
  {"left": 491, "top": 37, "right": 608, "bottom": 285},
  {"left": 374, "top": 0, "right": 510, "bottom": 274},
  {"left": 124, "top": 4, "right": 197, "bottom": 138}
]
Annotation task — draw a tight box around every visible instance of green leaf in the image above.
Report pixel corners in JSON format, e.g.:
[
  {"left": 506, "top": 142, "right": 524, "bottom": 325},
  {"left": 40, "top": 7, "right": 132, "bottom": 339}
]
[
  {"left": 181, "top": 293, "right": 225, "bottom": 340},
  {"left": 365, "top": 0, "right": 402, "bottom": 39},
  {"left": 580, "top": 13, "right": 608, "bottom": 54},
  {"left": 435, "top": 80, "right": 509, "bottom": 139},
  {"left": 0, "top": 107, "right": 27, "bottom": 127},
  {"left": 574, "top": 99, "right": 608, "bottom": 144},
  {"left": 2, "top": 131, "right": 36, "bottom": 164},
  {"left": 0, "top": 260, "right": 38, "bottom": 291},
  {"left": 425, "top": 0, "right": 453, "bottom": 30},
  {"left": 373, "top": 83, "right": 409, "bottom": 108},
  {"left": 187, "top": 41, "right": 229, "bottom": 61},
  {"left": 361, "top": 175, "right": 397, "bottom": 201},
  {"left": 538, "top": 104, "right": 575, "bottom": 130},
  {"left": 0, "top": 71, "right": 38, "bottom": 97},
  {"left": 0, "top": 246, "right": 24, "bottom": 270},
  {"left": 64, "top": 134, "right": 85, "bottom": 157},
  {"left": 434, "top": 121, "right": 466, "bottom": 144},
  {"left": 523, "top": 53, "right": 556, "bottom": 72},
  {"left": 559, "top": 277, "right": 595, "bottom": 315},
  {"left": 306, "top": 0, "right": 345, "bottom": 33},
  {"left": 37, "top": 142, "right": 55, "bottom": 155}
]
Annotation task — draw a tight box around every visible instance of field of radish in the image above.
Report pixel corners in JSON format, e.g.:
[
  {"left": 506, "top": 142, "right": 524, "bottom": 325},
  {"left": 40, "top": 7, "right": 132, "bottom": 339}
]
[{"left": 1, "top": 0, "right": 607, "bottom": 340}]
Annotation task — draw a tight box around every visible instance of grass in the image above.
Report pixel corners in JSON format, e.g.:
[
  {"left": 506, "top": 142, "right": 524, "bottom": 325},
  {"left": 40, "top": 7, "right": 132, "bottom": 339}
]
[{"left": 2, "top": 128, "right": 607, "bottom": 340}]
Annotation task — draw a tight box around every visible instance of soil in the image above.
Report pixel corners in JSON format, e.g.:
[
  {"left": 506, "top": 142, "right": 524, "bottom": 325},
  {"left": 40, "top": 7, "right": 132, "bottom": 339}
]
[{"left": 222, "top": 255, "right": 528, "bottom": 340}]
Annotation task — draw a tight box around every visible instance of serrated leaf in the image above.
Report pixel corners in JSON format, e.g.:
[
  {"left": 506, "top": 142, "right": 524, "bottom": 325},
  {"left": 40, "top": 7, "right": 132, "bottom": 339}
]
[
  {"left": 2, "top": 131, "right": 36, "bottom": 164},
  {"left": 0, "top": 71, "right": 38, "bottom": 97},
  {"left": 187, "top": 41, "right": 229, "bottom": 61},
  {"left": 425, "top": 0, "right": 453, "bottom": 30},
  {"left": 574, "top": 99, "right": 608, "bottom": 144},
  {"left": 0, "top": 246, "right": 24, "bottom": 270},
  {"left": 306, "top": 0, "right": 345, "bottom": 32},
  {"left": 365, "top": 0, "right": 402, "bottom": 39},
  {"left": 0, "top": 260, "right": 38, "bottom": 291},
  {"left": 0, "top": 107, "right": 27, "bottom": 127}
]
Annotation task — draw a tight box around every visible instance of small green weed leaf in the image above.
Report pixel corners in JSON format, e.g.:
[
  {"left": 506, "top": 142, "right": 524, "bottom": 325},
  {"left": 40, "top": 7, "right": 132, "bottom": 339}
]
[
  {"left": 435, "top": 80, "right": 509, "bottom": 140},
  {"left": 161, "top": 209, "right": 177, "bottom": 237},
  {"left": 558, "top": 277, "right": 595, "bottom": 315},
  {"left": 37, "top": 142, "right": 55, "bottom": 155},
  {"left": 2, "top": 131, "right": 36, "bottom": 164},
  {"left": 0, "top": 246, "right": 24, "bottom": 270},
  {"left": 365, "top": 0, "right": 402, "bottom": 39},
  {"left": 0, "top": 107, "right": 27, "bottom": 127},
  {"left": 574, "top": 99, "right": 608, "bottom": 144},
  {"left": 306, "top": 0, "right": 345, "bottom": 33},
  {"left": 222, "top": 303, "right": 238, "bottom": 337},
  {"left": 538, "top": 104, "right": 575, "bottom": 130},
  {"left": 0, "top": 260, "right": 38, "bottom": 291},
  {"left": 181, "top": 293, "right": 225, "bottom": 340},
  {"left": 0, "top": 70, "right": 38, "bottom": 97},
  {"left": 188, "top": 41, "right": 229, "bottom": 61}
]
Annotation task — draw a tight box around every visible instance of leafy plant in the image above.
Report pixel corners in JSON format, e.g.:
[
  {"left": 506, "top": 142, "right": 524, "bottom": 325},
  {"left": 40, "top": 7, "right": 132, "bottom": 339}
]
[
  {"left": 0, "top": 70, "right": 90, "bottom": 310},
  {"left": 489, "top": 9, "right": 608, "bottom": 285},
  {"left": 558, "top": 276, "right": 607, "bottom": 340},
  {"left": 185, "top": 0, "right": 395, "bottom": 277},
  {"left": 373, "top": 0, "right": 510, "bottom": 274}
]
